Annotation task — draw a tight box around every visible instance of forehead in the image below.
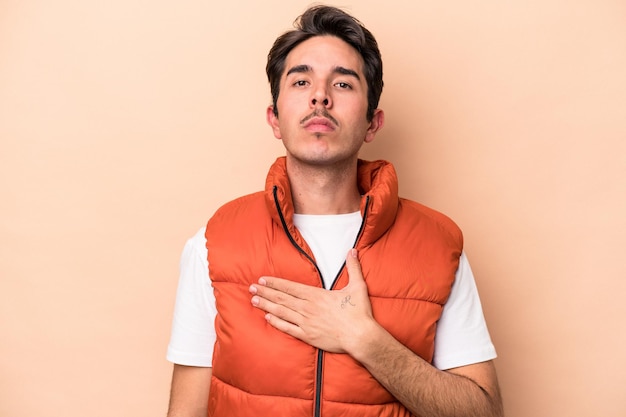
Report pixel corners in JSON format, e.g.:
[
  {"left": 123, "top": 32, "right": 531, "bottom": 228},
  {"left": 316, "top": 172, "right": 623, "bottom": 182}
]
[{"left": 284, "top": 35, "right": 365, "bottom": 76}]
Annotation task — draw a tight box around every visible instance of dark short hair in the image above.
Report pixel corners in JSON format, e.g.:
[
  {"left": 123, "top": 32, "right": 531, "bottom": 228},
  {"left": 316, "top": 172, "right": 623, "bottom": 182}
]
[{"left": 266, "top": 5, "right": 384, "bottom": 121}]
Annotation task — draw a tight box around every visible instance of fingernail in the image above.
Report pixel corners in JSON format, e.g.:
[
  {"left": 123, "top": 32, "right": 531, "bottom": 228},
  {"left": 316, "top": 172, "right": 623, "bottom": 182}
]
[
  {"left": 258, "top": 277, "right": 267, "bottom": 285},
  {"left": 251, "top": 296, "right": 259, "bottom": 306},
  {"left": 350, "top": 249, "right": 358, "bottom": 257},
  {"left": 249, "top": 285, "right": 257, "bottom": 294}
]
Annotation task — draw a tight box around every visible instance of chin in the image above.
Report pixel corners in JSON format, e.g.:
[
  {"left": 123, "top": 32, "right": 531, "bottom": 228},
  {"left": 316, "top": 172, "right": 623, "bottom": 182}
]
[{"left": 287, "top": 152, "right": 357, "bottom": 168}]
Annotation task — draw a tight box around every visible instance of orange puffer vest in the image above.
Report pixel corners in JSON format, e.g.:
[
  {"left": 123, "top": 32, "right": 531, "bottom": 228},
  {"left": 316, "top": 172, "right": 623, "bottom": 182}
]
[{"left": 205, "top": 157, "right": 463, "bottom": 417}]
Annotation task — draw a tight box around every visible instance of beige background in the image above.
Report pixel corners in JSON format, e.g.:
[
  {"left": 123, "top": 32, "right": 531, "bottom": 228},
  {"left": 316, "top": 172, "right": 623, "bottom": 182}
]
[{"left": 1, "top": 1, "right": 625, "bottom": 416}]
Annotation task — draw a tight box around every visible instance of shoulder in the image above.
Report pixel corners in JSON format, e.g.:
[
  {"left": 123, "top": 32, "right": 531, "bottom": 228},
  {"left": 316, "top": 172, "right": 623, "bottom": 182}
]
[
  {"left": 206, "top": 191, "right": 271, "bottom": 245},
  {"left": 397, "top": 198, "right": 463, "bottom": 247},
  {"left": 189, "top": 226, "right": 207, "bottom": 245},
  {"left": 208, "top": 191, "right": 266, "bottom": 224},
  {"left": 212, "top": 191, "right": 265, "bottom": 215},
  {"left": 179, "top": 226, "right": 208, "bottom": 269}
]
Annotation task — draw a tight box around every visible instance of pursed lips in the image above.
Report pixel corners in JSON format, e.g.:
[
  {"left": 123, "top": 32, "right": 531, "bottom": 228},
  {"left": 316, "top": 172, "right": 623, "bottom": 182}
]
[
  {"left": 301, "top": 111, "right": 339, "bottom": 133},
  {"left": 303, "top": 117, "right": 335, "bottom": 132}
]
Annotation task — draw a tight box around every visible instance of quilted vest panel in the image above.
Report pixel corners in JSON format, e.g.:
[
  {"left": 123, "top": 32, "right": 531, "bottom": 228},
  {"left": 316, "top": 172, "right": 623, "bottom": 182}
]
[{"left": 205, "top": 158, "right": 462, "bottom": 417}]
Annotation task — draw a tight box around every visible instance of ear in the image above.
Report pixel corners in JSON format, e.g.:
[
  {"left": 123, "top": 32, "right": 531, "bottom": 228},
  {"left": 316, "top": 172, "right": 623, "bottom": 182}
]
[
  {"left": 266, "top": 106, "right": 282, "bottom": 139},
  {"left": 364, "top": 109, "right": 384, "bottom": 143}
]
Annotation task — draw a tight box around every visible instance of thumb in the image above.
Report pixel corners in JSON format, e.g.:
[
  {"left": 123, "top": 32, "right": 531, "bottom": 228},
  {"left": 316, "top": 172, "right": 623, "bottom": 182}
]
[{"left": 345, "top": 249, "right": 366, "bottom": 287}]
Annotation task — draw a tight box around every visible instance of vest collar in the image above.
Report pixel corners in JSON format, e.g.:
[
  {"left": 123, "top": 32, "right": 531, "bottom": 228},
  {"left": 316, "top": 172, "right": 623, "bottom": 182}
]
[{"left": 264, "top": 157, "right": 399, "bottom": 247}]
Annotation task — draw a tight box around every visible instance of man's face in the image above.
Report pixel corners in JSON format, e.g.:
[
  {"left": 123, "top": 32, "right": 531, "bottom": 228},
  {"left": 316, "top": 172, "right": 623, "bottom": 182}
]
[{"left": 267, "top": 35, "right": 383, "bottom": 167}]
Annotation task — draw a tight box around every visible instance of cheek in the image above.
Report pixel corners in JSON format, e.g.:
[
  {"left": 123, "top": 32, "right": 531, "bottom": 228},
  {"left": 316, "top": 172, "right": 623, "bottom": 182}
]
[
  {"left": 279, "top": 94, "right": 304, "bottom": 112},
  {"left": 342, "top": 95, "right": 369, "bottom": 116}
]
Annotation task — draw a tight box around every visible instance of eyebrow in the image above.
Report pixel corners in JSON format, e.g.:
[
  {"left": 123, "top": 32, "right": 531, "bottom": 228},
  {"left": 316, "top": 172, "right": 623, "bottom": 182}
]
[
  {"left": 333, "top": 66, "right": 360, "bottom": 80},
  {"left": 286, "top": 64, "right": 312, "bottom": 76},
  {"left": 285, "top": 65, "right": 361, "bottom": 80}
]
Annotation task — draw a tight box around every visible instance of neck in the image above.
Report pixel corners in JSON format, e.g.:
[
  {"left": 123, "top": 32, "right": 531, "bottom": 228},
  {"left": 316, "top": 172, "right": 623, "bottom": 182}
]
[{"left": 286, "top": 157, "right": 361, "bottom": 215}]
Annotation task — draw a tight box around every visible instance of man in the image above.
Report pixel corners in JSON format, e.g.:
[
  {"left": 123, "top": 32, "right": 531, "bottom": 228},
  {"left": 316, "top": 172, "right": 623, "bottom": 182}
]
[{"left": 167, "top": 5, "right": 503, "bottom": 417}]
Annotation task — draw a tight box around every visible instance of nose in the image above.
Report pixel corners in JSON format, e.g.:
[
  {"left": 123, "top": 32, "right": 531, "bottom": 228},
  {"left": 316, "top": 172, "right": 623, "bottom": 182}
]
[
  {"left": 311, "top": 87, "right": 331, "bottom": 108},
  {"left": 311, "top": 97, "right": 329, "bottom": 106}
]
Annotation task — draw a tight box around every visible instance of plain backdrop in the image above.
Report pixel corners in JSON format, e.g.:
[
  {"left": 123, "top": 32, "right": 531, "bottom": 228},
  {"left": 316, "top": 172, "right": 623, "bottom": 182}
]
[{"left": 1, "top": 1, "right": 625, "bottom": 416}]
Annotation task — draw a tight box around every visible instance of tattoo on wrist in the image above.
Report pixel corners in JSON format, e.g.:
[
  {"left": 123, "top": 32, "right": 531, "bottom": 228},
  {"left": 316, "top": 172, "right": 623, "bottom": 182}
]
[{"left": 341, "top": 295, "right": 356, "bottom": 309}]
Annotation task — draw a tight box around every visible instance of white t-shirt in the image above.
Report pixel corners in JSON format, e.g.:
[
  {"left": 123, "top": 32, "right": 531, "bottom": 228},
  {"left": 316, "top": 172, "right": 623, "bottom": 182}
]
[{"left": 167, "top": 213, "right": 497, "bottom": 371}]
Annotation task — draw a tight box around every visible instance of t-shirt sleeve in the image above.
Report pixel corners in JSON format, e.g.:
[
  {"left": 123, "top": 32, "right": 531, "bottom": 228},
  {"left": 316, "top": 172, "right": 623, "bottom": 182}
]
[
  {"left": 166, "top": 227, "right": 216, "bottom": 367},
  {"left": 432, "top": 252, "right": 497, "bottom": 370}
]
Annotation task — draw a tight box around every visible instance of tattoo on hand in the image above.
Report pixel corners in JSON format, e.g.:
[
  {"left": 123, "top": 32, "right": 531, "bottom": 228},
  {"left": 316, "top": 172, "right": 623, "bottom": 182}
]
[{"left": 340, "top": 295, "right": 356, "bottom": 309}]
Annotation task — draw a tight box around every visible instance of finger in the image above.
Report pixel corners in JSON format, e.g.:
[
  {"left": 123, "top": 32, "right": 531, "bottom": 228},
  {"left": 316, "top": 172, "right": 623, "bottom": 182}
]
[
  {"left": 251, "top": 294, "right": 302, "bottom": 326},
  {"left": 258, "top": 276, "right": 317, "bottom": 300},
  {"left": 264, "top": 313, "right": 305, "bottom": 341},
  {"left": 250, "top": 282, "right": 300, "bottom": 308},
  {"left": 345, "top": 249, "right": 366, "bottom": 286}
]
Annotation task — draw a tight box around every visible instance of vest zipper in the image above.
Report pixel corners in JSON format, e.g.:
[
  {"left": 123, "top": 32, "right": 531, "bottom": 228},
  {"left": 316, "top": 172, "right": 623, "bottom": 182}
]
[
  {"left": 272, "top": 186, "right": 371, "bottom": 417},
  {"left": 328, "top": 195, "right": 371, "bottom": 291},
  {"left": 272, "top": 186, "right": 323, "bottom": 280}
]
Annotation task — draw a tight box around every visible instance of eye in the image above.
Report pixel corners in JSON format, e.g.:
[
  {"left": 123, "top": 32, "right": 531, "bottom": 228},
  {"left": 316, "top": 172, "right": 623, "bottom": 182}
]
[
  {"left": 335, "top": 82, "right": 352, "bottom": 89},
  {"left": 293, "top": 80, "right": 309, "bottom": 87}
]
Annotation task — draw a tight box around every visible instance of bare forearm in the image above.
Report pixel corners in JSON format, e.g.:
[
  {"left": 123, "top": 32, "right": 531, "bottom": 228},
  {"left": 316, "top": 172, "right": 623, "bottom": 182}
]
[
  {"left": 349, "top": 323, "right": 503, "bottom": 417},
  {"left": 167, "top": 365, "right": 212, "bottom": 417}
]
